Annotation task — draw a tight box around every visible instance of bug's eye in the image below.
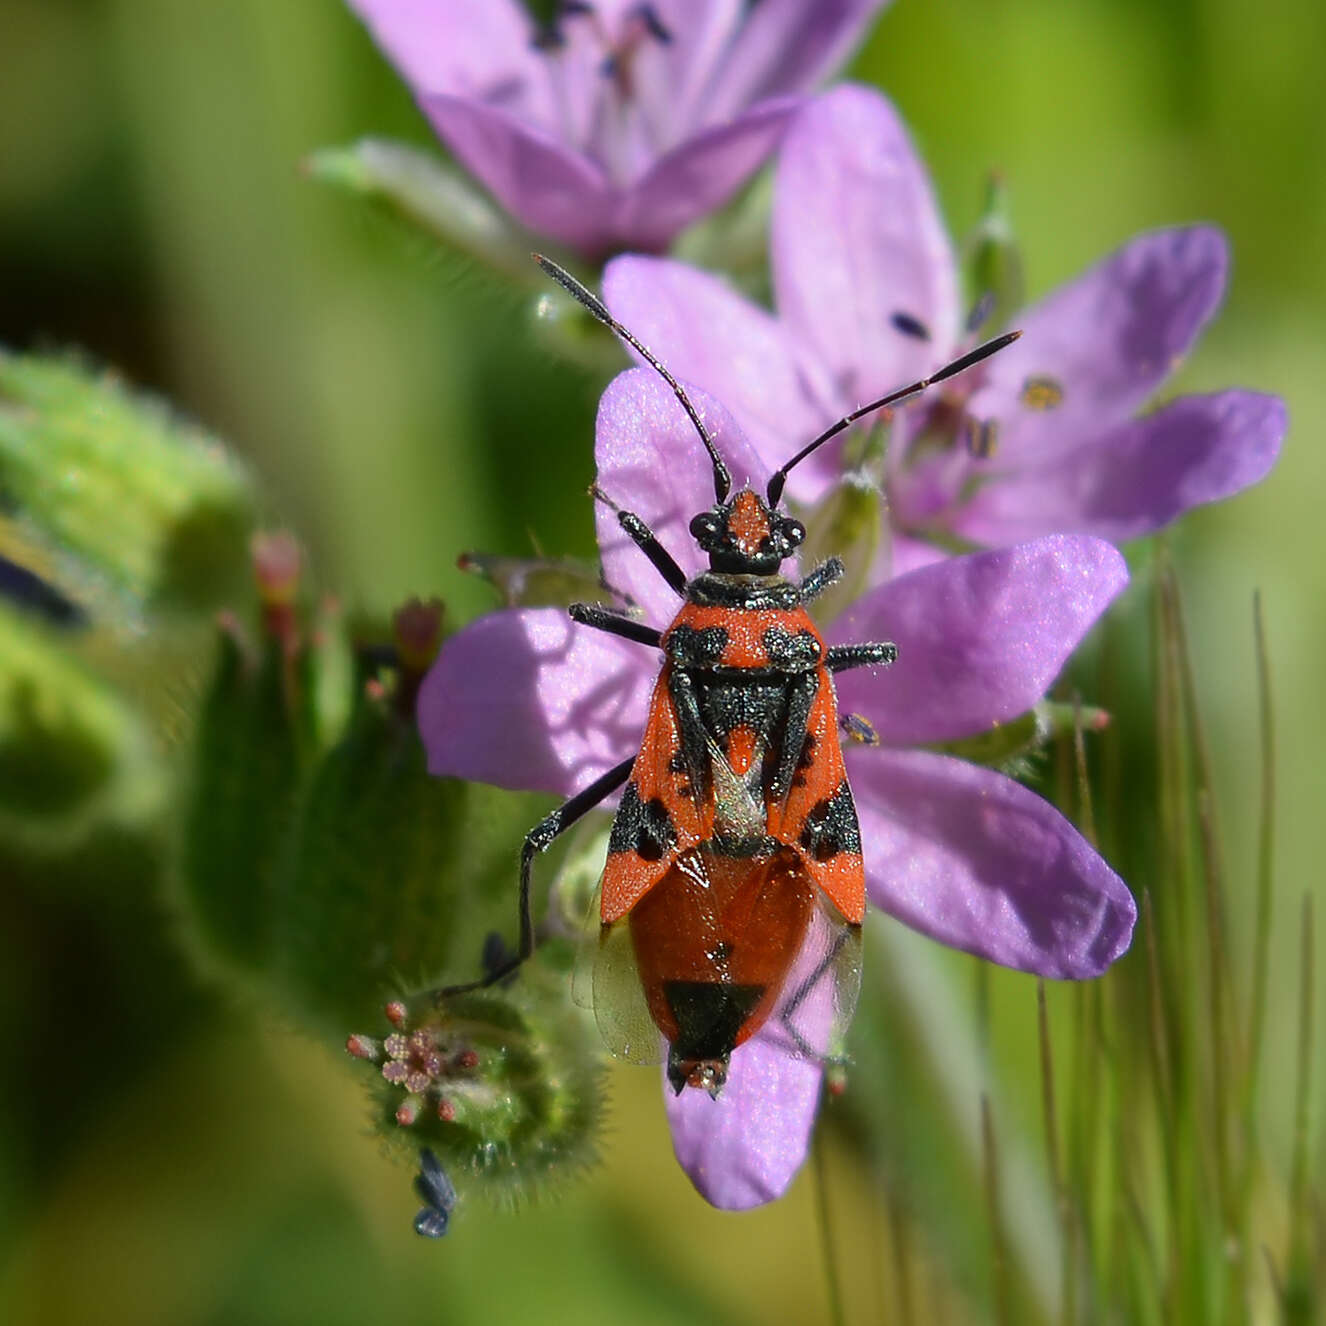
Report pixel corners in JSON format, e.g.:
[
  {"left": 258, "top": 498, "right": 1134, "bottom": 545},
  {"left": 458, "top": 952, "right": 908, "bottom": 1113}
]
[
  {"left": 782, "top": 518, "right": 806, "bottom": 547},
  {"left": 690, "top": 512, "right": 720, "bottom": 541}
]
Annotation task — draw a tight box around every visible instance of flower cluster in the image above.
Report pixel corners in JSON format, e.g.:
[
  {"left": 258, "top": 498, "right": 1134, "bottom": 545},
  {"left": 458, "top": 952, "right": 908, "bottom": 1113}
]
[
  {"left": 348, "top": 0, "right": 889, "bottom": 258},
  {"left": 601, "top": 84, "right": 1285, "bottom": 574}
]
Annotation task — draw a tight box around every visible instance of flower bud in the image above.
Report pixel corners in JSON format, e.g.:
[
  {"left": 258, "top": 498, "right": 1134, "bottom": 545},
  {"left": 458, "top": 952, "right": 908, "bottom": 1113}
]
[
  {"left": 348, "top": 982, "right": 605, "bottom": 1203},
  {"left": 962, "top": 173, "right": 1025, "bottom": 338}
]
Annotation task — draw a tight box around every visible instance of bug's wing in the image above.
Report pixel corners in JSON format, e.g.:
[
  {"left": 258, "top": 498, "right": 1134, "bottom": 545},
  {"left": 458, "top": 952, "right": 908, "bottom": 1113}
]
[
  {"left": 591, "top": 915, "right": 665, "bottom": 1066},
  {"left": 600, "top": 667, "right": 708, "bottom": 925},
  {"left": 772, "top": 674, "right": 866, "bottom": 925},
  {"left": 572, "top": 882, "right": 663, "bottom": 1065},
  {"left": 758, "top": 892, "right": 863, "bottom": 1067}
]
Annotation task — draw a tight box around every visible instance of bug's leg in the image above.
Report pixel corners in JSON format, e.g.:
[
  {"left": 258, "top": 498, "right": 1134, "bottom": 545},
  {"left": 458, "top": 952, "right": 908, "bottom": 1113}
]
[
  {"left": 592, "top": 485, "right": 688, "bottom": 596},
  {"left": 774, "top": 928, "right": 856, "bottom": 1064},
  {"left": 567, "top": 602, "right": 662, "bottom": 648},
  {"left": 432, "top": 755, "right": 635, "bottom": 1000},
  {"left": 825, "top": 642, "right": 898, "bottom": 674},
  {"left": 768, "top": 671, "right": 819, "bottom": 805},
  {"left": 798, "top": 557, "right": 845, "bottom": 604}
]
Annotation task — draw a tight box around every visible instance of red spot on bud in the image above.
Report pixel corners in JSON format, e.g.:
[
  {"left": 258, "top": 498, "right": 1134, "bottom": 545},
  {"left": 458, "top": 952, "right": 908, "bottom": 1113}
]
[
  {"left": 393, "top": 597, "right": 445, "bottom": 673},
  {"left": 454, "top": 1049, "right": 480, "bottom": 1072},
  {"left": 346, "top": 1033, "right": 381, "bottom": 1061},
  {"left": 396, "top": 1097, "right": 421, "bottom": 1127},
  {"left": 437, "top": 1099, "right": 456, "bottom": 1123},
  {"left": 384, "top": 1001, "right": 409, "bottom": 1029}
]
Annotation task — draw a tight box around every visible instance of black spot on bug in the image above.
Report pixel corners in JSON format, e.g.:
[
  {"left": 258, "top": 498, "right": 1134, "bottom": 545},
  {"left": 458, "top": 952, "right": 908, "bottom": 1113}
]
[
  {"left": 797, "top": 731, "right": 818, "bottom": 770},
  {"left": 609, "top": 782, "right": 677, "bottom": 861},
  {"left": 799, "top": 782, "right": 862, "bottom": 862},
  {"left": 667, "top": 623, "right": 729, "bottom": 667},
  {"left": 762, "top": 626, "right": 821, "bottom": 671}
]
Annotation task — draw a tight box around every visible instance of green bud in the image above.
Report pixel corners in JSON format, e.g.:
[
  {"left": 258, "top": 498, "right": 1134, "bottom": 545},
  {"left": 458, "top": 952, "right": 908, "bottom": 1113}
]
[
  {"left": 924, "top": 700, "right": 1110, "bottom": 771},
  {"left": 177, "top": 617, "right": 302, "bottom": 972},
  {"left": 796, "top": 472, "right": 883, "bottom": 625},
  {"left": 304, "top": 139, "right": 543, "bottom": 286},
  {"left": 273, "top": 689, "right": 536, "bottom": 1030},
  {"left": 458, "top": 550, "right": 613, "bottom": 609},
  {"left": 348, "top": 981, "right": 606, "bottom": 1204},
  {"left": 0, "top": 602, "right": 163, "bottom": 855},
  {"left": 962, "top": 173, "right": 1024, "bottom": 338},
  {"left": 0, "top": 350, "right": 255, "bottom": 613}
]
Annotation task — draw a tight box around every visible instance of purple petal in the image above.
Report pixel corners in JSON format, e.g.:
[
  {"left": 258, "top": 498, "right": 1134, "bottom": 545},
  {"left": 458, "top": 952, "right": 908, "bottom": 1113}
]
[
  {"left": 665, "top": 1033, "right": 822, "bottom": 1210},
  {"left": 417, "top": 607, "right": 652, "bottom": 796},
  {"left": 966, "top": 226, "right": 1229, "bottom": 464},
  {"left": 852, "top": 748, "right": 1136, "bottom": 977},
  {"left": 831, "top": 535, "right": 1128, "bottom": 746},
  {"left": 348, "top": 0, "right": 547, "bottom": 112},
  {"left": 617, "top": 98, "right": 797, "bottom": 253},
  {"left": 419, "top": 94, "right": 616, "bottom": 256},
  {"left": 955, "top": 390, "right": 1287, "bottom": 546},
  {"left": 698, "top": 1, "right": 891, "bottom": 125},
  {"left": 595, "top": 368, "right": 771, "bottom": 623},
  {"left": 772, "top": 85, "right": 959, "bottom": 488},
  {"left": 602, "top": 255, "right": 820, "bottom": 480}
]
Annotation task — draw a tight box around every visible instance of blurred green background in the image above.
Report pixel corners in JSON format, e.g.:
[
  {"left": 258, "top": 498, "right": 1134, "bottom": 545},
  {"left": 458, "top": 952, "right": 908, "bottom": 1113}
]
[{"left": 2, "top": 1, "right": 1323, "bottom": 1322}]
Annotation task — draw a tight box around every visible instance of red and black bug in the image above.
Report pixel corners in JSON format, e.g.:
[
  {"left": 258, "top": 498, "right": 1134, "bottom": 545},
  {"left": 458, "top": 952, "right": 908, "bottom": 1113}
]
[{"left": 441, "top": 255, "right": 1019, "bottom": 1096}]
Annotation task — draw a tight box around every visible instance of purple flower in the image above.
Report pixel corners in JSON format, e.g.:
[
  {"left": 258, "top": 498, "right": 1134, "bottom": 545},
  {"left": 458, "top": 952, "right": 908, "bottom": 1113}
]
[
  {"left": 345, "top": 1, "right": 890, "bottom": 259},
  {"left": 602, "top": 83, "right": 1285, "bottom": 574},
  {"left": 418, "top": 368, "right": 1135, "bottom": 1209}
]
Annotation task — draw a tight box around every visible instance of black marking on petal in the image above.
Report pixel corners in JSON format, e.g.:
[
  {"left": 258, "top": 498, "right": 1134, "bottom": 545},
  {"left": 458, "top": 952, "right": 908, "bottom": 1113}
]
[
  {"left": 608, "top": 782, "right": 677, "bottom": 861},
  {"left": 635, "top": 3, "right": 672, "bottom": 42},
  {"left": 798, "top": 782, "right": 862, "bottom": 861},
  {"left": 890, "top": 310, "right": 932, "bottom": 341}
]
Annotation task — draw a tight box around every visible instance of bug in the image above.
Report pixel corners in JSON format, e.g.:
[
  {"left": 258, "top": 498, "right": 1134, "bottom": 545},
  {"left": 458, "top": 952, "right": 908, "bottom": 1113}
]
[{"left": 440, "top": 255, "right": 1019, "bottom": 1096}]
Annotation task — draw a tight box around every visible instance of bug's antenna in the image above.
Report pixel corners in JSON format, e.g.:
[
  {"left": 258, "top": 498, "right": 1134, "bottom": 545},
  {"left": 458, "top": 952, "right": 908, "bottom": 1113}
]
[
  {"left": 765, "top": 330, "right": 1022, "bottom": 507},
  {"left": 534, "top": 253, "right": 731, "bottom": 502}
]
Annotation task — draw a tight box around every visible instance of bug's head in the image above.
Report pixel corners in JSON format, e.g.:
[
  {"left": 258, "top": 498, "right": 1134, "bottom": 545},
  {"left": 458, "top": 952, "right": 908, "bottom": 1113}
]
[{"left": 689, "top": 487, "right": 805, "bottom": 576}]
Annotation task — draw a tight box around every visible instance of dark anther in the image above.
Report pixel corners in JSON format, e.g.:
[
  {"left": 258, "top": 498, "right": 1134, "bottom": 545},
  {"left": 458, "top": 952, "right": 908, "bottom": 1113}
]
[{"left": 890, "top": 310, "right": 931, "bottom": 341}]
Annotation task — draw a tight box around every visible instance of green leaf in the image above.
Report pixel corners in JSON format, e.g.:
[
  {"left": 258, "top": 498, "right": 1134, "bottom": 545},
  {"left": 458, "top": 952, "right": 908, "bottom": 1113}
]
[
  {"left": 0, "top": 601, "right": 164, "bottom": 856},
  {"left": 0, "top": 350, "right": 255, "bottom": 614},
  {"left": 305, "top": 138, "right": 546, "bottom": 285}
]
